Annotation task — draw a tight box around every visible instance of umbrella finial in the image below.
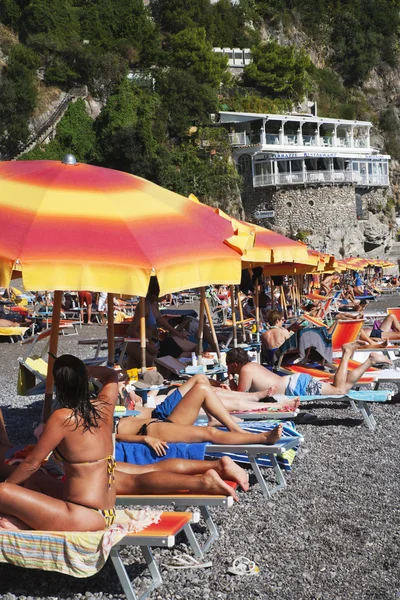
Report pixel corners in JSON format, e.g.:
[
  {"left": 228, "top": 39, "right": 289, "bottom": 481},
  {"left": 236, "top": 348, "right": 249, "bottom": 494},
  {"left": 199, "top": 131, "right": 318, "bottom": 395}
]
[{"left": 62, "top": 154, "right": 78, "bottom": 165}]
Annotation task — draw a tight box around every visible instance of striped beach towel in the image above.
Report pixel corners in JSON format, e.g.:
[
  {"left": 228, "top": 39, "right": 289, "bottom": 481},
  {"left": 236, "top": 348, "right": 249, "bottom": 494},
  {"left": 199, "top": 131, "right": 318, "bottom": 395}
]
[
  {"left": 205, "top": 421, "right": 301, "bottom": 471},
  {"left": 0, "top": 508, "right": 161, "bottom": 577}
]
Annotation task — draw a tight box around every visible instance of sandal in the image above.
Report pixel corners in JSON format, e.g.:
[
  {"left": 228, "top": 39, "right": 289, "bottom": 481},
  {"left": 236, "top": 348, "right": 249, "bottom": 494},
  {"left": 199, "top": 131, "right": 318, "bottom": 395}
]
[
  {"left": 227, "top": 556, "right": 260, "bottom": 576},
  {"left": 165, "top": 553, "right": 212, "bottom": 570}
]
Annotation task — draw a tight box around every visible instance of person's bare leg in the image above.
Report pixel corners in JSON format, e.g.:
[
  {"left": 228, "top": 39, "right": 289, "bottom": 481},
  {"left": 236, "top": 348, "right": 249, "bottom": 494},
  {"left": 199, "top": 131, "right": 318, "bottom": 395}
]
[
  {"left": 87, "top": 302, "right": 92, "bottom": 324},
  {"left": 116, "top": 456, "right": 249, "bottom": 490},
  {"left": 147, "top": 421, "right": 283, "bottom": 446},
  {"left": 115, "top": 468, "right": 239, "bottom": 501},
  {"left": 321, "top": 342, "right": 392, "bottom": 395},
  {"left": 385, "top": 314, "right": 400, "bottom": 332},
  {"left": 214, "top": 389, "right": 299, "bottom": 412},
  {"left": 167, "top": 382, "right": 245, "bottom": 432},
  {"left": 359, "top": 329, "right": 389, "bottom": 347},
  {"left": 0, "top": 483, "right": 106, "bottom": 531},
  {"left": 215, "top": 386, "right": 278, "bottom": 402}
]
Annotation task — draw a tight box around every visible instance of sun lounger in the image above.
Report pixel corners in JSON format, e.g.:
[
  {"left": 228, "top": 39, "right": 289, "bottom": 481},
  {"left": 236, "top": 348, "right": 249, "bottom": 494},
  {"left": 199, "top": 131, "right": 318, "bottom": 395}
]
[
  {"left": 297, "top": 388, "right": 393, "bottom": 431},
  {"left": 0, "top": 326, "right": 29, "bottom": 342},
  {"left": 116, "top": 483, "right": 237, "bottom": 559},
  {"left": 0, "top": 510, "right": 192, "bottom": 600},
  {"left": 205, "top": 421, "right": 303, "bottom": 500},
  {"left": 18, "top": 328, "right": 106, "bottom": 395}
]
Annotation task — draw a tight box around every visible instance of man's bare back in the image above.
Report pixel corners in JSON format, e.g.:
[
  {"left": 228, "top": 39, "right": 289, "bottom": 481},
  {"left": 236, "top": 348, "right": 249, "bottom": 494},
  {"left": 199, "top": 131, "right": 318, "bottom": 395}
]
[{"left": 236, "top": 362, "right": 289, "bottom": 394}]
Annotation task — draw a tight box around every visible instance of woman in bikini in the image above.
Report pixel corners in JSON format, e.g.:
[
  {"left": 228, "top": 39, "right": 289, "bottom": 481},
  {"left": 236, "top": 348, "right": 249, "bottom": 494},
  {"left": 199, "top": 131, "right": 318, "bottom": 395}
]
[
  {"left": 0, "top": 356, "right": 119, "bottom": 532},
  {"left": 114, "top": 375, "right": 283, "bottom": 453}
]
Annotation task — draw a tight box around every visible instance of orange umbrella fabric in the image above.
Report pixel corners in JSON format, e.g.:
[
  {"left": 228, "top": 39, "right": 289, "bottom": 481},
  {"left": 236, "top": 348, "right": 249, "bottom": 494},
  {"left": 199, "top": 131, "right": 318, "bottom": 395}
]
[{"left": 0, "top": 160, "right": 246, "bottom": 296}]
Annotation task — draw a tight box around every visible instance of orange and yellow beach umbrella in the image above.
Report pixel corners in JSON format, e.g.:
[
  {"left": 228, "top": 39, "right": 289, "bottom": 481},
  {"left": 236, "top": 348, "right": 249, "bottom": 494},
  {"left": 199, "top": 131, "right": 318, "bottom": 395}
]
[{"left": 0, "top": 159, "right": 247, "bottom": 296}]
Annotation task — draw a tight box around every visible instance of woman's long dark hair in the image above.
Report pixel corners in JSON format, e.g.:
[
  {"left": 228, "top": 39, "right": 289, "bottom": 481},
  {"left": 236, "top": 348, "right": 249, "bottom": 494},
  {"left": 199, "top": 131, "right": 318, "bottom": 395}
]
[{"left": 53, "top": 354, "right": 105, "bottom": 432}]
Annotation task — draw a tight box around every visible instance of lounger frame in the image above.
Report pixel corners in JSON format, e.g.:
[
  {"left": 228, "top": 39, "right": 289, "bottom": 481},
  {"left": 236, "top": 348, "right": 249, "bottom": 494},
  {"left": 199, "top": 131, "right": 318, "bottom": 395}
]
[
  {"left": 116, "top": 493, "right": 233, "bottom": 558},
  {"left": 205, "top": 437, "right": 303, "bottom": 500},
  {"left": 110, "top": 511, "right": 192, "bottom": 600}
]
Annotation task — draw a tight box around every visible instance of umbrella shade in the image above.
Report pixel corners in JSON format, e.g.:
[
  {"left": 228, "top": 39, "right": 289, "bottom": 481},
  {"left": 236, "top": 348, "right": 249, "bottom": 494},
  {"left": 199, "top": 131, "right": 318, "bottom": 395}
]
[
  {"left": 246, "top": 224, "right": 311, "bottom": 265},
  {"left": 0, "top": 160, "right": 246, "bottom": 296},
  {"left": 211, "top": 208, "right": 310, "bottom": 266}
]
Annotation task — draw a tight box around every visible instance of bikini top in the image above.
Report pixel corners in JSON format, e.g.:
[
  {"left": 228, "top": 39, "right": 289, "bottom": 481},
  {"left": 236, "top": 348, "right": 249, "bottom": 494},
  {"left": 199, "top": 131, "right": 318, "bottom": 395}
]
[{"left": 52, "top": 446, "right": 116, "bottom": 489}]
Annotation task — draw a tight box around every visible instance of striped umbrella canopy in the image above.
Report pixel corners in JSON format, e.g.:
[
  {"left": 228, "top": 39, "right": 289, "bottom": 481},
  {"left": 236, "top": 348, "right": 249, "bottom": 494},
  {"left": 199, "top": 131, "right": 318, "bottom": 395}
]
[
  {"left": 0, "top": 159, "right": 248, "bottom": 296},
  {"left": 210, "top": 207, "right": 311, "bottom": 266}
]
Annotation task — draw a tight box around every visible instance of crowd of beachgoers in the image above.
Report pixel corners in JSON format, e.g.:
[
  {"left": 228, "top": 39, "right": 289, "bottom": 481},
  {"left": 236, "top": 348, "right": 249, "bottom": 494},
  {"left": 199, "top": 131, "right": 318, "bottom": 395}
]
[{"left": 0, "top": 275, "right": 399, "bottom": 599}]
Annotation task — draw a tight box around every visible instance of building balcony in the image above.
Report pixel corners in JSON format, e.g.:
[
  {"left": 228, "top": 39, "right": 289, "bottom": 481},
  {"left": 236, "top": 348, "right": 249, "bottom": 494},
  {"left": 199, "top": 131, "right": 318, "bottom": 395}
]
[
  {"left": 229, "top": 132, "right": 371, "bottom": 151},
  {"left": 253, "top": 170, "right": 389, "bottom": 188}
]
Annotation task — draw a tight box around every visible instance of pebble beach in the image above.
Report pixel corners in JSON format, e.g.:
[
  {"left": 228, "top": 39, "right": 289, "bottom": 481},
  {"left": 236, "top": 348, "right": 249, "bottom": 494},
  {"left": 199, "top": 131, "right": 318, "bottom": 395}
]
[{"left": 0, "top": 297, "right": 399, "bottom": 600}]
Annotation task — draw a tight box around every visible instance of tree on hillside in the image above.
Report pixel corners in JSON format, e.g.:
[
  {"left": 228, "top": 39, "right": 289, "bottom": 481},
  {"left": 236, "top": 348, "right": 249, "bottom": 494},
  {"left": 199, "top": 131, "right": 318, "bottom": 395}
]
[
  {"left": 156, "top": 67, "right": 219, "bottom": 139},
  {"left": 0, "top": 44, "right": 39, "bottom": 157},
  {"left": 166, "top": 27, "right": 228, "bottom": 87},
  {"left": 150, "top": 0, "right": 213, "bottom": 35},
  {"left": 243, "top": 41, "right": 311, "bottom": 102},
  {"left": 95, "top": 80, "right": 165, "bottom": 179}
]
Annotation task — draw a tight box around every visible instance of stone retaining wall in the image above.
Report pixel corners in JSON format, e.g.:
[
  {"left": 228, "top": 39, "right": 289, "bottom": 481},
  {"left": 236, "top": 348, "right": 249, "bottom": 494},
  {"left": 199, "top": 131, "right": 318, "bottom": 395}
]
[{"left": 241, "top": 184, "right": 393, "bottom": 257}]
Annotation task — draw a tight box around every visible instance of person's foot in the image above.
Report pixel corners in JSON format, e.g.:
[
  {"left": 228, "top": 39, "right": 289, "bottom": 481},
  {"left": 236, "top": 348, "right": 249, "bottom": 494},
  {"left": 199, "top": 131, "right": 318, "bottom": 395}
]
[
  {"left": 0, "top": 514, "right": 31, "bottom": 531},
  {"left": 342, "top": 340, "right": 367, "bottom": 355},
  {"left": 200, "top": 469, "right": 239, "bottom": 502},
  {"left": 368, "top": 353, "right": 393, "bottom": 367},
  {"left": 262, "top": 423, "right": 283, "bottom": 445},
  {"left": 217, "top": 456, "right": 249, "bottom": 491},
  {"left": 277, "top": 397, "right": 300, "bottom": 411},
  {"left": 254, "top": 385, "right": 277, "bottom": 401},
  {"left": 367, "top": 339, "right": 388, "bottom": 348}
]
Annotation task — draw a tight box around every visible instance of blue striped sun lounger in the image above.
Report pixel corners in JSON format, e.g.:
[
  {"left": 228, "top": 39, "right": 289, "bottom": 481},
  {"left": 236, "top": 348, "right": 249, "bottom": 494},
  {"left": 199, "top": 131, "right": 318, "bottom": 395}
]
[{"left": 205, "top": 421, "right": 303, "bottom": 500}]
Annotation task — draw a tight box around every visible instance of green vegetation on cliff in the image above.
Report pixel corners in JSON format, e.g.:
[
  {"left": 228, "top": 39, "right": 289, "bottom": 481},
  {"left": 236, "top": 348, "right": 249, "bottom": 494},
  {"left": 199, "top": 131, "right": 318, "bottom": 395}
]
[{"left": 0, "top": 0, "right": 399, "bottom": 206}]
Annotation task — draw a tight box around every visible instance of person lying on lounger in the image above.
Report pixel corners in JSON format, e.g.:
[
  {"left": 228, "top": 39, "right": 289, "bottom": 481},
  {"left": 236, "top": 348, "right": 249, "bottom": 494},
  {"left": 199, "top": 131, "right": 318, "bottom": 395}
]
[
  {"left": 364, "top": 313, "right": 400, "bottom": 341},
  {"left": 0, "top": 409, "right": 248, "bottom": 513},
  {"left": 0, "top": 357, "right": 119, "bottom": 532},
  {"left": 119, "top": 373, "right": 300, "bottom": 423},
  {"left": 224, "top": 344, "right": 392, "bottom": 397},
  {"left": 113, "top": 373, "right": 283, "bottom": 451}
]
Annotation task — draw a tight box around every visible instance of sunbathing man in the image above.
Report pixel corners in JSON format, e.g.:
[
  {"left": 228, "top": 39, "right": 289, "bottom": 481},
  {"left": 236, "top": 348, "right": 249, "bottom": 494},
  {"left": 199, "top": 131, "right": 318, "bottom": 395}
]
[
  {"left": 225, "top": 344, "right": 391, "bottom": 396},
  {"left": 121, "top": 374, "right": 300, "bottom": 417},
  {"left": 364, "top": 312, "right": 400, "bottom": 341}
]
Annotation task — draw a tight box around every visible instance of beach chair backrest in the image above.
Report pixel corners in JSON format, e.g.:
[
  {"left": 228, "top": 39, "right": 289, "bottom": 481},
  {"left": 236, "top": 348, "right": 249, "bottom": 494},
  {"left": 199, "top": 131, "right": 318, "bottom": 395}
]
[
  {"left": 330, "top": 319, "right": 364, "bottom": 351},
  {"left": 387, "top": 307, "right": 400, "bottom": 320},
  {"left": 20, "top": 328, "right": 52, "bottom": 361}
]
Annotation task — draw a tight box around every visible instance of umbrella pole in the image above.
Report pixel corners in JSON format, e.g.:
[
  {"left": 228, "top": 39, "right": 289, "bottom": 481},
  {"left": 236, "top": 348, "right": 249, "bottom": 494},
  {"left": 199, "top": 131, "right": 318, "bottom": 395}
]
[
  {"left": 229, "top": 285, "right": 237, "bottom": 348},
  {"left": 280, "top": 285, "right": 287, "bottom": 318},
  {"left": 270, "top": 277, "right": 274, "bottom": 309},
  {"left": 140, "top": 296, "right": 146, "bottom": 374},
  {"left": 255, "top": 279, "right": 261, "bottom": 364},
  {"left": 107, "top": 293, "right": 114, "bottom": 367},
  {"left": 43, "top": 290, "right": 62, "bottom": 422},
  {"left": 197, "top": 287, "right": 205, "bottom": 360},
  {"left": 204, "top": 296, "right": 220, "bottom": 359},
  {"left": 237, "top": 286, "right": 246, "bottom": 339}
]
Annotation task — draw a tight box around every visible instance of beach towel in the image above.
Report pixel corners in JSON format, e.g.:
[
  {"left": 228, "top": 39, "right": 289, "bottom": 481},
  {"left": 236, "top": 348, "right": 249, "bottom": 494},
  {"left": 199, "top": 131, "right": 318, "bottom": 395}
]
[
  {"left": 205, "top": 421, "right": 301, "bottom": 471},
  {"left": 0, "top": 508, "right": 162, "bottom": 578},
  {"left": 115, "top": 441, "right": 206, "bottom": 464}
]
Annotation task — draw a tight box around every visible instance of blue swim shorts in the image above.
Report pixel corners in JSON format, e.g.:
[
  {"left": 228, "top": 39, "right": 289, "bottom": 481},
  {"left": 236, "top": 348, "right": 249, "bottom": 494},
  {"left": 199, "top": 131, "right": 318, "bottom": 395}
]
[
  {"left": 151, "top": 388, "right": 182, "bottom": 420},
  {"left": 285, "top": 373, "right": 322, "bottom": 396}
]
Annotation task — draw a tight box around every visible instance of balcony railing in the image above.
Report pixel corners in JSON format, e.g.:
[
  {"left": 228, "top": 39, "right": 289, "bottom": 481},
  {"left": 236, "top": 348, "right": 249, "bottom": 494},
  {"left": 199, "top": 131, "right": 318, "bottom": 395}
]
[
  {"left": 228, "top": 132, "right": 372, "bottom": 151},
  {"left": 253, "top": 170, "right": 389, "bottom": 188}
]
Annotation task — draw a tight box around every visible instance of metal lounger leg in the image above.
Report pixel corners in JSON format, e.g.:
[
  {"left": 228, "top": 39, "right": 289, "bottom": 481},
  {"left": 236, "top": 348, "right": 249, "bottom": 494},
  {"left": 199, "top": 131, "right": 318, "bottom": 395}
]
[
  {"left": 248, "top": 453, "right": 287, "bottom": 500},
  {"left": 182, "top": 522, "right": 205, "bottom": 559},
  {"left": 199, "top": 505, "right": 219, "bottom": 554},
  {"left": 109, "top": 545, "right": 163, "bottom": 600},
  {"left": 174, "top": 506, "right": 218, "bottom": 558},
  {"left": 354, "top": 400, "right": 376, "bottom": 430}
]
